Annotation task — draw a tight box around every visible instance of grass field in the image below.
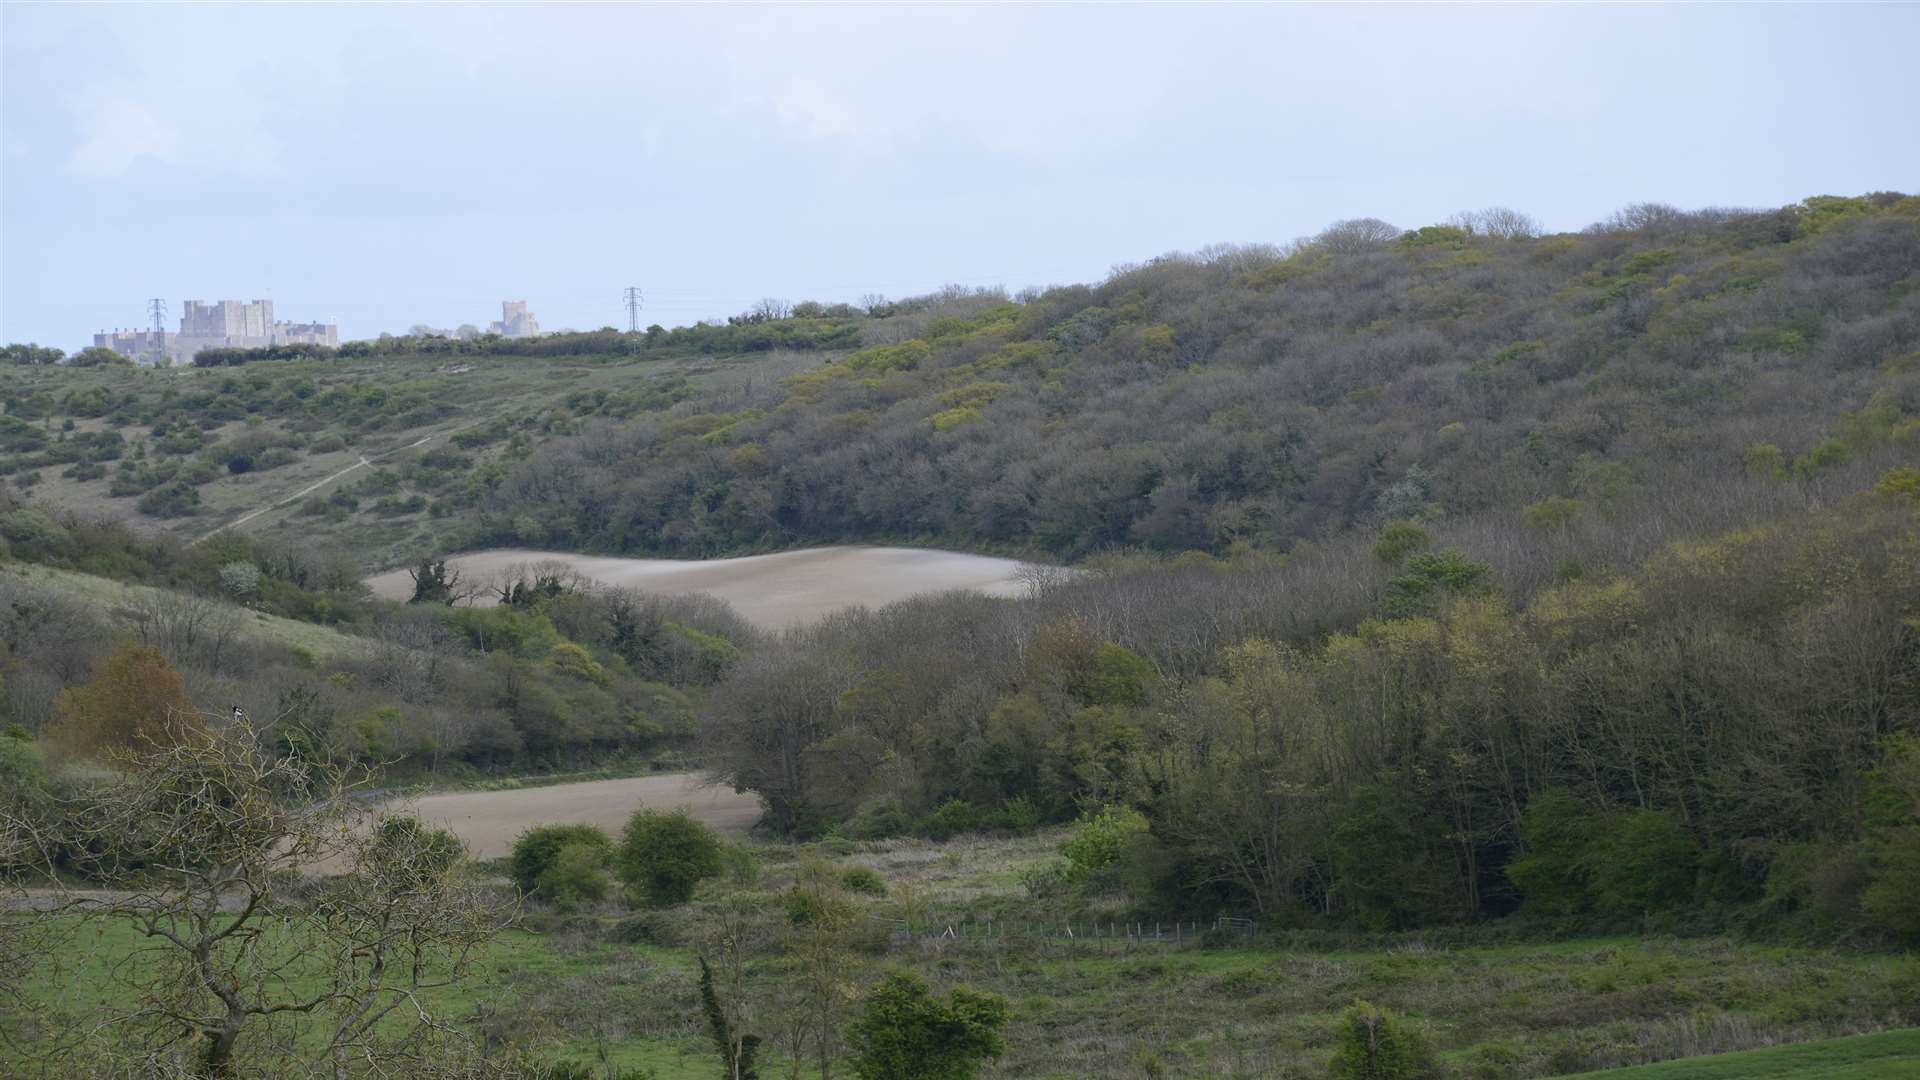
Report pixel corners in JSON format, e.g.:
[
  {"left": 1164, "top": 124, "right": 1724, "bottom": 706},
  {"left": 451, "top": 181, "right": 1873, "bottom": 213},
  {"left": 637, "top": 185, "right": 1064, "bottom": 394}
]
[
  {"left": 10, "top": 827, "right": 1919, "bottom": 1079},
  {"left": 1572, "top": 1029, "right": 1920, "bottom": 1078}
]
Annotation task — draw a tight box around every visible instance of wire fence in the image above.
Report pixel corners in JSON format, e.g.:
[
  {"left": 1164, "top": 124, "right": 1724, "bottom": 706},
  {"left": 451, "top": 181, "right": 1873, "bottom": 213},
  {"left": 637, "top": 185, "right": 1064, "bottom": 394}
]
[{"left": 869, "top": 914, "right": 1256, "bottom": 953}]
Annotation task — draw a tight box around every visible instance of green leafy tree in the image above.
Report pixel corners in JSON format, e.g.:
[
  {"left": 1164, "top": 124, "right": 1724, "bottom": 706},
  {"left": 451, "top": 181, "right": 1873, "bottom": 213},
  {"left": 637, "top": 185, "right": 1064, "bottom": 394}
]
[
  {"left": 1591, "top": 809, "right": 1697, "bottom": 918},
  {"left": 1382, "top": 549, "right": 1492, "bottom": 617},
  {"left": 619, "top": 808, "right": 723, "bottom": 907},
  {"left": 1506, "top": 788, "right": 1601, "bottom": 915},
  {"left": 1327, "top": 999, "right": 1436, "bottom": 1080},
  {"left": 70, "top": 346, "right": 132, "bottom": 367},
  {"left": 1372, "top": 520, "right": 1430, "bottom": 564},
  {"left": 1861, "top": 734, "right": 1920, "bottom": 939},
  {"left": 845, "top": 972, "right": 1009, "bottom": 1080}
]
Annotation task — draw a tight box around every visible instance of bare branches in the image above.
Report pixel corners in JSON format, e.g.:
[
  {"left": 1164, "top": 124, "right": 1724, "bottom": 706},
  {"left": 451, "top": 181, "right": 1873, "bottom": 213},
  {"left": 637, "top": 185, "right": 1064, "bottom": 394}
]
[{"left": 13, "top": 711, "right": 508, "bottom": 1078}]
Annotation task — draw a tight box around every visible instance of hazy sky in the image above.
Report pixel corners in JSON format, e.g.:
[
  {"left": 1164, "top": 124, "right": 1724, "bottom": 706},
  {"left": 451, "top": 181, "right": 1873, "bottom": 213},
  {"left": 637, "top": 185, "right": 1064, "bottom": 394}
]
[{"left": 3, "top": 3, "right": 1916, "bottom": 348}]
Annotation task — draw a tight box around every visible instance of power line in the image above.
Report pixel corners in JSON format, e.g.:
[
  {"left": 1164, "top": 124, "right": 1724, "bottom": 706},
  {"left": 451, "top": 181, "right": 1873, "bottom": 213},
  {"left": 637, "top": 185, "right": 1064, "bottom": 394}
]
[{"left": 622, "top": 286, "right": 644, "bottom": 332}]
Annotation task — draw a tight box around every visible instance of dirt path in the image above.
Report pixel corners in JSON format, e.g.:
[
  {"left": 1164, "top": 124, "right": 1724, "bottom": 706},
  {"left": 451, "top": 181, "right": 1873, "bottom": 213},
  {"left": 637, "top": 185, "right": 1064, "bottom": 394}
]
[
  {"left": 382, "top": 772, "right": 761, "bottom": 858},
  {"left": 364, "top": 545, "right": 1037, "bottom": 629},
  {"left": 195, "top": 434, "right": 439, "bottom": 542}
]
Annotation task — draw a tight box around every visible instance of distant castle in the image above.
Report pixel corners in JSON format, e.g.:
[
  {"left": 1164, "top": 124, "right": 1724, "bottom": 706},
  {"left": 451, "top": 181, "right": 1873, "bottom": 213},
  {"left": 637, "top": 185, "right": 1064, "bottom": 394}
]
[
  {"left": 488, "top": 300, "right": 540, "bottom": 338},
  {"left": 96, "top": 299, "right": 337, "bottom": 365}
]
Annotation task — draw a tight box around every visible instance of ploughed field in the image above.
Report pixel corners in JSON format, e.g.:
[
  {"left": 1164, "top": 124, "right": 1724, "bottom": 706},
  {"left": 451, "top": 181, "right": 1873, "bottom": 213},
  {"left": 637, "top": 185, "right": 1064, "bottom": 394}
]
[
  {"left": 386, "top": 773, "right": 761, "bottom": 859},
  {"left": 363, "top": 545, "right": 1036, "bottom": 628}
]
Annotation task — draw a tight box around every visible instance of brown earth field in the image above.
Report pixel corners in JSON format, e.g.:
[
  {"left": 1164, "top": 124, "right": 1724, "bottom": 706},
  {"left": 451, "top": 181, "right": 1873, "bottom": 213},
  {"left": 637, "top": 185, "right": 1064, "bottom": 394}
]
[
  {"left": 362, "top": 545, "right": 1039, "bottom": 629},
  {"left": 384, "top": 773, "right": 762, "bottom": 858}
]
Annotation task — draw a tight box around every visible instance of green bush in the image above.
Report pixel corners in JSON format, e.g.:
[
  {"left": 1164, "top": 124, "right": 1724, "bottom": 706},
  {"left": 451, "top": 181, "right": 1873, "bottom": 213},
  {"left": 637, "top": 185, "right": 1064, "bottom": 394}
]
[
  {"left": 1508, "top": 793, "right": 1697, "bottom": 919},
  {"left": 993, "top": 796, "right": 1043, "bottom": 833},
  {"left": 537, "top": 841, "right": 614, "bottom": 911},
  {"left": 842, "top": 864, "right": 887, "bottom": 896},
  {"left": 1327, "top": 999, "right": 1436, "bottom": 1080},
  {"left": 1060, "top": 804, "right": 1149, "bottom": 882},
  {"left": 619, "top": 808, "right": 723, "bottom": 907},
  {"left": 922, "top": 798, "right": 984, "bottom": 840},
  {"left": 846, "top": 971, "right": 1009, "bottom": 1080},
  {"left": 508, "top": 823, "right": 614, "bottom": 900}
]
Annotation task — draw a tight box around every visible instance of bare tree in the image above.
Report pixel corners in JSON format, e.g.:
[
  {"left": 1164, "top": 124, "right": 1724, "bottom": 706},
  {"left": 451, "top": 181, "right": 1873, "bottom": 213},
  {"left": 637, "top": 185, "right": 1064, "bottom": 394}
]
[
  {"left": 1449, "top": 206, "right": 1542, "bottom": 239},
  {"left": 132, "top": 589, "right": 243, "bottom": 673},
  {"left": 1313, "top": 218, "right": 1402, "bottom": 253},
  {"left": 11, "top": 711, "right": 507, "bottom": 1078}
]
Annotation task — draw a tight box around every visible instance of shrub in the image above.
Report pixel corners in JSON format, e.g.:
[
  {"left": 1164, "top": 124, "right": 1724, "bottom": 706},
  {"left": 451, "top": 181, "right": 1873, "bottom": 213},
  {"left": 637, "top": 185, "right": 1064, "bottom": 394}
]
[
  {"left": 922, "top": 798, "right": 984, "bottom": 840},
  {"left": 619, "top": 808, "right": 723, "bottom": 907},
  {"left": 993, "top": 797, "right": 1043, "bottom": 833},
  {"left": 842, "top": 864, "right": 887, "bottom": 896},
  {"left": 1327, "top": 999, "right": 1436, "bottom": 1080},
  {"left": 1060, "top": 804, "right": 1149, "bottom": 882},
  {"left": 846, "top": 972, "right": 1009, "bottom": 1080},
  {"left": 508, "top": 823, "right": 614, "bottom": 900},
  {"left": 537, "top": 841, "right": 614, "bottom": 911}
]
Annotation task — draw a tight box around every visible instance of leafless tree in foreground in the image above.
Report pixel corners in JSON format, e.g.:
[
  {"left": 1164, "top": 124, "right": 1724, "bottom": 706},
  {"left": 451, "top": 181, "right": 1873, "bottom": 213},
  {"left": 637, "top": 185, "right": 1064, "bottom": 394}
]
[{"left": 6, "top": 711, "right": 509, "bottom": 1078}]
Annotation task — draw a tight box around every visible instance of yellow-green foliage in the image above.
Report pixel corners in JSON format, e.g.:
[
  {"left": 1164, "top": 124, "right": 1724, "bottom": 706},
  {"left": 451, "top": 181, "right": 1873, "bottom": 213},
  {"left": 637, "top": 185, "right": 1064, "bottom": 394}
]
[
  {"left": 782, "top": 363, "right": 856, "bottom": 407},
  {"left": 1525, "top": 495, "right": 1582, "bottom": 531},
  {"left": 929, "top": 406, "right": 981, "bottom": 432},
  {"left": 724, "top": 443, "right": 768, "bottom": 474},
  {"left": 847, "top": 339, "right": 930, "bottom": 374},
  {"left": 1745, "top": 443, "right": 1788, "bottom": 479},
  {"left": 1398, "top": 225, "right": 1471, "bottom": 249},
  {"left": 937, "top": 381, "right": 1010, "bottom": 412},
  {"left": 1528, "top": 578, "right": 1645, "bottom": 646},
  {"left": 1875, "top": 467, "right": 1920, "bottom": 502},
  {"left": 1136, "top": 324, "right": 1176, "bottom": 363},
  {"left": 1240, "top": 251, "right": 1324, "bottom": 291},
  {"left": 550, "top": 641, "right": 611, "bottom": 686},
  {"left": 979, "top": 340, "right": 1057, "bottom": 372},
  {"left": 1796, "top": 195, "right": 1878, "bottom": 239}
]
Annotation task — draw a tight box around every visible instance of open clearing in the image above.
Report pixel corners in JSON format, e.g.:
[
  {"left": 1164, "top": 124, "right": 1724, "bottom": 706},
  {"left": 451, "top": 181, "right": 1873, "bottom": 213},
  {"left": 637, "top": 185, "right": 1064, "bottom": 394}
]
[
  {"left": 385, "top": 772, "right": 760, "bottom": 857},
  {"left": 363, "top": 545, "right": 1037, "bottom": 629},
  {"left": 1571, "top": 1028, "right": 1920, "bottom": 1077}
]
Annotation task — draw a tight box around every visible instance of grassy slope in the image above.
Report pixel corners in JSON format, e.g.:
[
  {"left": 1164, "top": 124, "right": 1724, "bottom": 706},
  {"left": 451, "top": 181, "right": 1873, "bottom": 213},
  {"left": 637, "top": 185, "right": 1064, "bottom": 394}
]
[
  {"left": 6, "top": 346, "right": 834, "bottom": 570},
  {"left": 2, "top": 561, "right": 366, "bottom": 660},
  {"left": 13, "top": 830, "right": 1919, "bottom": 1079},
  {"left": 1573, "top": 1029, "right": 1920, "bottom": 1078}
]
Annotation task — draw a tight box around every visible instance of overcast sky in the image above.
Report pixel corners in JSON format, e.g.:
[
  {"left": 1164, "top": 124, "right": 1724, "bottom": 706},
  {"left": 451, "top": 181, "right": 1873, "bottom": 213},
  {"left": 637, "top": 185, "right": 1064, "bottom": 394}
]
[{"left": 3, "top": 3, "right": 1916, "bottom": 348}]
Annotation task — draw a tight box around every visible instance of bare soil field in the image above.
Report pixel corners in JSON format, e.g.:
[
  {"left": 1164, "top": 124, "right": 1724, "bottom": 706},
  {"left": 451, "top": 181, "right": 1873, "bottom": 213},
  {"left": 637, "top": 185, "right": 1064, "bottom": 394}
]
[
  {"left": 363, "top": 545, "right": 1036, "bottom": 629},
  {"left": 384, "top": 772, "right": 761, "bottom": 858}
]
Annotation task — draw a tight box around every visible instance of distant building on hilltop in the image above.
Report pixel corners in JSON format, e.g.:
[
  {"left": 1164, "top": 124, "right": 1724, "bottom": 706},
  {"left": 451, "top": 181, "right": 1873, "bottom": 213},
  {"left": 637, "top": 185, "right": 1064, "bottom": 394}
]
[
  {"left": 95, "top": 299, "right": 337, "bottom": 366},
  {"left": 488, "top": 300, "right": 540, "bottom": 338}
]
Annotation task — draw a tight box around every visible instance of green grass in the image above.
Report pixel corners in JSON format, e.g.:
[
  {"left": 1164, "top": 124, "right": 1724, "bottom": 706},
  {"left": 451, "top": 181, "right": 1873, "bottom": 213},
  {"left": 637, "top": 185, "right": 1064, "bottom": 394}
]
[
  {"left": 13, "top": 826, "right": 1919, "bottom": 1078},
  {"left": 1569, "top": 1028, "right": 1920, "bottom": 1078},
  {"left": 3, "top": 562, "right": 367, "bottom": 659}
]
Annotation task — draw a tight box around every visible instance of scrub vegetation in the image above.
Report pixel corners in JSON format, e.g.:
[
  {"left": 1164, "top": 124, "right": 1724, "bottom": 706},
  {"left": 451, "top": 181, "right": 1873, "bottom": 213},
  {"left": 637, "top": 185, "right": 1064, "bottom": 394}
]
[{"left": 4, "top": 192, "right": 1920, "bottom": 1077}]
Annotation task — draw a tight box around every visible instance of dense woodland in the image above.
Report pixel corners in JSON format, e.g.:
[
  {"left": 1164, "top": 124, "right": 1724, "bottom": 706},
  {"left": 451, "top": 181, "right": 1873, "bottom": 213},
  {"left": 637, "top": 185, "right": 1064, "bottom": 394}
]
[{"left": 4, "top": 193, "right": 1920, "bottom": 951}]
